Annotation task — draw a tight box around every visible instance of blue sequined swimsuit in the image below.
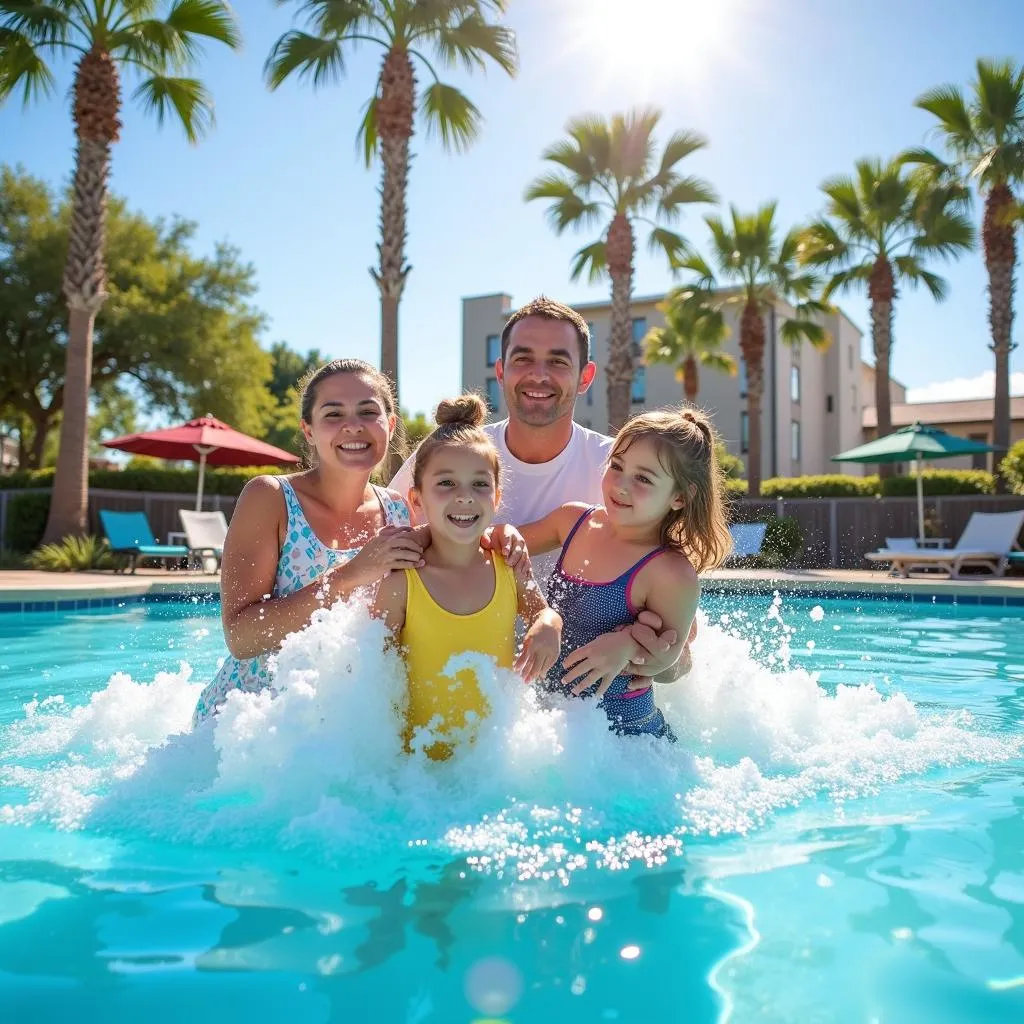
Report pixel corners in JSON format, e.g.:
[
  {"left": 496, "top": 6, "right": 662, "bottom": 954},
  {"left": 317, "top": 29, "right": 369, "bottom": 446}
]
[{"left": 545, "top": 507, "right": 676, "bottom": 740}]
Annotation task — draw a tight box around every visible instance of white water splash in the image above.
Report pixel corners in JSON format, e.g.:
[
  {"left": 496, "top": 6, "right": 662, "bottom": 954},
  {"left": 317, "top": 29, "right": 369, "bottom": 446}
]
[{"left": 1, "top": 596, "right": 1020, "bottom": 880}]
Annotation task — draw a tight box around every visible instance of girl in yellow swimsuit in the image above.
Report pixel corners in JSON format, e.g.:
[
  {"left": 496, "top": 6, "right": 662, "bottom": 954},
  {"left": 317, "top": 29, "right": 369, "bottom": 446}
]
[{"left": 372, "top": 394, "right": 562, "bottom": 761}]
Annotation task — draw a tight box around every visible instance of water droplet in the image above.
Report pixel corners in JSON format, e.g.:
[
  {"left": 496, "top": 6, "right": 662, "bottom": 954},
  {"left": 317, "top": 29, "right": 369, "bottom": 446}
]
[
  {"left": 587, "top": 906, "right": 604, "bottom": 922},
  {"left": 619, "top": 944, "right": 641, "bottom": 961}
]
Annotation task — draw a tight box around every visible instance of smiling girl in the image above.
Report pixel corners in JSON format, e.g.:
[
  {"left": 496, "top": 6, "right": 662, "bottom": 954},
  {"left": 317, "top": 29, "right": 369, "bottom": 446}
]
[
  {"left": 372, "top": 395, "right": 562, "bottom": 761},
  {"left": 193, "top": 359, "right": 422, "bottom": 724},
  {"left": 518, "top": 407, "right": 732, "bottom": 740}
]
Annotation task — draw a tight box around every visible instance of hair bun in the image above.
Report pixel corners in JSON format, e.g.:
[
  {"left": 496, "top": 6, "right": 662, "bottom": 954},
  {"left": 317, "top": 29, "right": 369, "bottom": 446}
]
[{"left": 435, "top": 393, "right": 487, "bottom": 428}]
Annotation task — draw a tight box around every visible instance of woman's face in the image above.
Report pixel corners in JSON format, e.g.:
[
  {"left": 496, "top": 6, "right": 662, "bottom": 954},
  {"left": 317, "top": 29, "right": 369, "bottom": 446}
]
[{"left": 302, "top": 373, "right": 395, "bottom": 474}]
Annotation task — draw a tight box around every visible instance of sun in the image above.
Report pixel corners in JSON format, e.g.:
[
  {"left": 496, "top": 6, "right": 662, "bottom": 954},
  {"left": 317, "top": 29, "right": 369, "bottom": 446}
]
[{"left": 561, "top": 0, "right": 748, "bottom": 89}]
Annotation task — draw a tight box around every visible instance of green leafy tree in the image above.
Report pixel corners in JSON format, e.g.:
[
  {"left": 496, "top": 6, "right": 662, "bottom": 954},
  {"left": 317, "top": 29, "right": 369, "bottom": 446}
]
[
  {"left": 525, "top": 108, "right": 716, "bottom": 430},
  {"left": 904, "top": 59, "right": 1024, "bottom": 488},
  {"left": 0, "top": 0, "right": 241, "bottom": 542},
  {"left": 1, "top": 165, "right": 275, "bottom": 469},
  {"left": 799, "top": 157, "right": 974, "bottom": 475},
  {"left": 680, "top": 203, "right": 831, "bottom": 497},
  {"left": 267, "top": 0, "right": 517, "bottom": 466},
  {"left": 643, "top": 287, "right": 736, "bottom": 404},
  {"left": 262, "top": 342, "right": 324, "bottom": 455}
]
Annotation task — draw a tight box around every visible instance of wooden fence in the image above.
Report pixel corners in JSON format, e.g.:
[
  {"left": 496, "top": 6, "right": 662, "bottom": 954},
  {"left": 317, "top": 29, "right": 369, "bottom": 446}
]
[{"left": 3, "top": 487, "right": 1024, "bottom": 569}]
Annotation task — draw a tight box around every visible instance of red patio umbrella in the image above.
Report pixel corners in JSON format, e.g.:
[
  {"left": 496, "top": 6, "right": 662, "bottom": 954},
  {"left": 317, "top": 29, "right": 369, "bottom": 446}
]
[{"left": 103, "top": 414, "right": 301, "bottom": 510}]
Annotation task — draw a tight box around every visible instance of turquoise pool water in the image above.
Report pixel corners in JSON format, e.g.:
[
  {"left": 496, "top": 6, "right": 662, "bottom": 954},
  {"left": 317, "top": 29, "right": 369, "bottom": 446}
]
[{"left": 1, "top": 593, "right": 1023, "bottom": 1022}]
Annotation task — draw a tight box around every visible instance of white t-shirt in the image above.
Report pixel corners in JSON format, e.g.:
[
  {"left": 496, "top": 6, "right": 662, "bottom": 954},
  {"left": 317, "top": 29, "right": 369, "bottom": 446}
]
[{"left": 390, "top": 419, "right": 613, "bottom": 583}]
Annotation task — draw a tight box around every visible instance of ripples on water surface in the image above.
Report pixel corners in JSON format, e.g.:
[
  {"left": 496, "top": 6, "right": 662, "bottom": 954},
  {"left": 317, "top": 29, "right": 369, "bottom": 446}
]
[{"left": 1, "top": 592, "right": 1023, "bottom": 1022}]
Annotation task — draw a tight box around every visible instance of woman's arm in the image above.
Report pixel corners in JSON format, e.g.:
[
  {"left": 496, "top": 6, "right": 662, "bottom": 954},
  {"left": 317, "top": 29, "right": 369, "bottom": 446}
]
[
  {"left": 221, "top": 478, "right": 422, "bottom": 659},
  {"left": 516, "top": 502, "right": 588, "bottom": 556}
]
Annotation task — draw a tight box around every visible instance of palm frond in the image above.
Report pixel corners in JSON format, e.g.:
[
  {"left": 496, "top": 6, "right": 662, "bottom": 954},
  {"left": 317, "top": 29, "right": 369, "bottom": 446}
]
[
  {"left": 356, "top": 92, "right": 378, "bottom": 165},
  {"left": 433, "top": 10, "right": 517, "bottom": 76},
  {"left": 974, "top": 57, "right": 1024, "bottom": 132},
  {"left": 779, "top": 316, "right": 829, "bottom": 349},
  {"left": 569, "top": 240, "right": 607, "bottom": 284},
  {"left": 538, "top": 138, "right": 595, "bottom": 182},
  {"left": 916, "top": 83, "right": 978, "bottom": 151},
  {"left": 699, "top": 350, "right": 738, "bottom": 374},
  {"left": 164, "top": 0, "right": 241, "bottom": 50},
  {"left": 0, "top": 27, "right": 55, "bottom": 103},
  {"left": 798, "top": 220, "right": 850, "bottom": 269},
  {"left": 132, "top": 73, "right": 214, "bottom": 143},
  {"left": 656, "top": 128, "right": 708, "bottom": 176},
  {"left": 893, "top": 255, "right": 948, "bottom": 300},
  {"left": 0, "top": 1, "right": 69, "bottom": 44},
  {"left": 658, "top": 174, "right": 717, "bottom": 216},
  {"left": 820, "top": 264, "right": 872, "bottom": 302},
  {"left": 647, "top": 225, "right": 690, "bottom": 265},
  {"left": 265, "top": 30, "right": 345, "bottom": 89},
  {"left": 524, "top": 173, "right": 603, "bottom": 231},
  {"left": 420, "top": 80, "right": 481, "bottom": 152}
]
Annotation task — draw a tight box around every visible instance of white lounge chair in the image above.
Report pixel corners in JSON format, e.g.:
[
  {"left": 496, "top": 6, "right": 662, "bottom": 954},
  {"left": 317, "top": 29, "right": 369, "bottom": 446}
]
[
  {"left": 865, "top": 510, "right": 1024, "bottom": 579},
  {"left": 179, "top": 510, "right": 228, "bottom": 573},
  {"left": 884, "top": 537, "right": 921, "bottom": 552},
  {"left": 726, "top": 522, "right": 768, "bottom": 563}
]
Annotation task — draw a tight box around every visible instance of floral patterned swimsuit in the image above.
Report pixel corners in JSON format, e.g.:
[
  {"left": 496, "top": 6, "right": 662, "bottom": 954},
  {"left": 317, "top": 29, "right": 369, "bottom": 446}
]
[{"left": 192, "top": 478, "right": 410, "bottom": 725}]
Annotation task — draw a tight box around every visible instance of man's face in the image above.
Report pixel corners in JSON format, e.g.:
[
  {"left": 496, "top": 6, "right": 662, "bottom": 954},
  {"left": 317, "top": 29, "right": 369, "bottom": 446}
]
[{"left": 496, "top": 317, "right": 597, "bottom": 427}]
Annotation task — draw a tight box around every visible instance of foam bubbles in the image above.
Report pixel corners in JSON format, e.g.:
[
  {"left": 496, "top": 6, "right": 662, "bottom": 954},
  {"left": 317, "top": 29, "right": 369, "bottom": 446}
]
[{"left": 2, "top": 597, "right": 1022, "bottom": 882}]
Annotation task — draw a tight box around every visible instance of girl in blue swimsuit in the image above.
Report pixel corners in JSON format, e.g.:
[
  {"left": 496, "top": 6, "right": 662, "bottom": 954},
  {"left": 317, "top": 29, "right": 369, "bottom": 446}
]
[{"left": 519, "top": 407, "right": 732, "bottom": 739}]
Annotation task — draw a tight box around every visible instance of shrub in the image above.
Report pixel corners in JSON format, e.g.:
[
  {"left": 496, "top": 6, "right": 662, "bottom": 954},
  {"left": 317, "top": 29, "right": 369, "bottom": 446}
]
[
  {"left": 715, "top": 442, "right": 744, "bottom": 480},
  {"left": 754, "top": 515, "right": 805, "bottom": 568},
  {"left": 1001, "top": 440, "right": 1024, "bottom": 494},
  {"left": 724, "top": 477, "right": 748, "bottom": 497},
  {"left": 761, "top": 474, "right": 879, "bottom": 498},
  {"left": 5, "top": 490, "right": 51, "bottom": 552},
  {"left": 26, "top": 535, "right": 118, "bottom": 572},
  {"left": 0, "top": 465, "right": 285, "bottom": 496},
  {"left": 880, "top": 469, "right": 994, "bottom": 497}
]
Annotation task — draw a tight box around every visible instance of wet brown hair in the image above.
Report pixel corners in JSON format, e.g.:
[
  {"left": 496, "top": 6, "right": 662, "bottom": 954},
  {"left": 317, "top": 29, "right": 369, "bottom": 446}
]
[
  {"left": 611, "top": 406, "right": 732, "bottom": 573},
  {"left": 297, "top": 358, "right": 406, "bottom": 468},
  {"left": 500, "top": 295, "right": 591, "bottom": 366},
  {"left": 411, "top": 394, "right": 501, "bottom": 491}
]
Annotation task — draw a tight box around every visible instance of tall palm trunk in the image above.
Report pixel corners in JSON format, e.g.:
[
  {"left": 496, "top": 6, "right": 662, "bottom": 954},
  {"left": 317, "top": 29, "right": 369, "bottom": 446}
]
[
  {"left": 984, "top": 183, "right": 1016, "bottom": 490},
  {"left": 868, "top": 254, "right": 896, "bottom": 480},
  {"left": 605, "top": 213, "right": 635, "bottom": 432},
  {"left": 43, "top": 48, "right": 121, "bottom": 544},
  {"left": 681, "top": 356, "right": 698, "bottom": 404},
  {"left": 371, "top": 47, "right": 413, "bottom": 479},
  {"left": 740, "top": 299, "right": 765, "bottom": 497}
]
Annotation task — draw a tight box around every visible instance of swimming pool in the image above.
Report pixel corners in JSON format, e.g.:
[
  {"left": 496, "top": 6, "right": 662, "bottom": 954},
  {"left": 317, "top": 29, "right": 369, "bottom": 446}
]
[{"left": 1, "top": 592, "right": 1023, "bottom": 1022}]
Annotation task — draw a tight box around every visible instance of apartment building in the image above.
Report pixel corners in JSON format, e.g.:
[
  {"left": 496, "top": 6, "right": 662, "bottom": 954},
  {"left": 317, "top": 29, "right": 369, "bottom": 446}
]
[{"left": 462, "top": 291, "right": 869, "bottom": 479}]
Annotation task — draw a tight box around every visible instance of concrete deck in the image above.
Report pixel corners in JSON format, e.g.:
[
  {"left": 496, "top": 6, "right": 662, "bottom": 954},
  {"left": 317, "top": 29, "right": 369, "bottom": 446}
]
[{"left": 1, "top": 566, "right": 1022, "bottom": 604}]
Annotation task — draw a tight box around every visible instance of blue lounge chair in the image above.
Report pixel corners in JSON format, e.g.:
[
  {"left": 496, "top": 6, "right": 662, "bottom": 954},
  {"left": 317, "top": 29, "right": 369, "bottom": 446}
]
[
  {"left": 99, "top": 510, "right": 189, "bottom": 574},
  {"left": 726, "top": 522, "right": 768, "bottom": 563}
]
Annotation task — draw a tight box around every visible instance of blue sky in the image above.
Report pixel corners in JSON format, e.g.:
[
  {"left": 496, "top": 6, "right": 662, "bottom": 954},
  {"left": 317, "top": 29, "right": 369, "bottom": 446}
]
[{"left": 2, "top": 0, "right": 1023, "bottom": 418}]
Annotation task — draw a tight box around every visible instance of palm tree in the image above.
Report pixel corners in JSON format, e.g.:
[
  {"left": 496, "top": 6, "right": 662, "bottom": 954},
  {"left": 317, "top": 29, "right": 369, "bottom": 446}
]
[
  {"left": 799, "top": 157, "right": 974, "bottom": 475},
  {"left": 680, "top": 203, "right": 831, "bottom": 497},
  {"left": 904, "top": 59, "right": 1024, "bottom": 488},
  {"left": 525, "top": 108, "right": 716, "bottom": 431},
  {"left": 643, "top": 287, "right": 736, "bottom": 404},
  {"left": 267, "top": 1, "right": 517, "bottom": 433},
  {"left": 0, "top": 0, "right": 240, "bottom": 543}
]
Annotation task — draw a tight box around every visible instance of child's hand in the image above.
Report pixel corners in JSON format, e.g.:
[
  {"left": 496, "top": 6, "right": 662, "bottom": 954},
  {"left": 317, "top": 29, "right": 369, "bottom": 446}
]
[
  {"left": 515, "top": 610, "right": 561, "bottom": 683},
  {"left": 627, "top": 609, "right": 678, "bottom": 668},
  {"left": 561, "top": 631, "right": 638, "bottom": 698},
  {"left": 340, "top": 526, "right": 424, "bottom": 588},
  {"left": 481, "top": 523, "right": 529, "bottom": 568}
]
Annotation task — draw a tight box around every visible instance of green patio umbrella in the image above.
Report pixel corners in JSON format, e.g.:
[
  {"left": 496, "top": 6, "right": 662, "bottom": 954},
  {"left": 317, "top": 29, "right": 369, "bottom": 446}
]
[{"left": 832, "top": 422, "right": 998, "bottom": 543}]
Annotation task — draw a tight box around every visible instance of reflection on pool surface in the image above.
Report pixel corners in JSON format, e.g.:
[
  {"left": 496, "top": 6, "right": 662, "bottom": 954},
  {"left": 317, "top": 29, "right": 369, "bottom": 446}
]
[{"left": 1, "top": 592, "right": 1023, "bottom": 1022}]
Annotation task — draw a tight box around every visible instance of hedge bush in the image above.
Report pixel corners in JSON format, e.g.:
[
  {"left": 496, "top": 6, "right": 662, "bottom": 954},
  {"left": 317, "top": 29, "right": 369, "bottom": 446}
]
[
  {"left": 879, "top": 468, "right": 994, "bottom": 496},
  {"left": 1001, "top": 440, "right": 1024, "bottom": 495},
  {"left": 5, "top": 490, "right": 51, "bottom": 552},
  {"left": 761, "top": 474, "right": 879, "bottom": 498},
  {"left": 0, "top": 464, "right": 285, "bottom": 495},
  {"left": 26, "top": 535, "right": 118, "bottom": 572}
]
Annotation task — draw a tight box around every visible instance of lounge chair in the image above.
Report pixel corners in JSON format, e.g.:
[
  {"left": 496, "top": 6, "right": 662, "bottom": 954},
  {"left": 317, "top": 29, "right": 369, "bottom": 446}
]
[
  {"left": 726, "top": 522, "right": 768, "bottom": 563},
  {"left": 865, "top": 510, "right": 1024, "bottom": 579},
  {"left": 179, "top": 510, "right": 227, "bottom": 573},
  {"left": 99, "top": 509, "right": 189, "bottom": 574},
  {"left": 884, "top": 537, "right": 921, "bottom": 552}
]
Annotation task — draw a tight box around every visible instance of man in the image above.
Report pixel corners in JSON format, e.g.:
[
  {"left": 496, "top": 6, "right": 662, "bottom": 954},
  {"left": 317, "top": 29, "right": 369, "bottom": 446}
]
[{"left": 390, "top": 295, "right": 689, "bottom": 673}]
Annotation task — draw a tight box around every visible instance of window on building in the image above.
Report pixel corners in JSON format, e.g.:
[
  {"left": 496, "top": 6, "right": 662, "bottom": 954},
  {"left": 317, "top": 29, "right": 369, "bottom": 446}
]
[
  {"left": 790, "top": 365, "right": 800, "bottom": 403},
  {"left": 791, "top": 420, "right": 801, "bottom": 463},
  {"left": 738, "top": 358, "right": 748, "bottom": 398},
  {"left": 740, "top": 412, "right": 749, "bottom": 454},
  {"left": 848, "top": 346, "right": 854, "bottom": 370},
  {"left": 826, "top": 394, "right": 834, "bottom": 413},
  {"left": 486, "top": 334, "right": 500, "bottom": 367},
  {"left": 851, "top": 384, "right": 857, "bottom": 412},
  {"left": 631, "top": 366, "right": 646, "bottom": 404},
  {"left": 968, "top": 433, "right": 989, "bottom": 471},
  {"left": 485, "top": 377, "right": 500, "bottom": 413},
  {"left": 631, "top": 317, "right": 648, "bottom": 343}
]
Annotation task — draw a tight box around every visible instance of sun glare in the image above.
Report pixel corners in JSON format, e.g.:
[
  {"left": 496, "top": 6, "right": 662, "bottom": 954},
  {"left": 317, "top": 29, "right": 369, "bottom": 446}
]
[{"left": 562, "top": 0, "right": 749, "bottom": 91}]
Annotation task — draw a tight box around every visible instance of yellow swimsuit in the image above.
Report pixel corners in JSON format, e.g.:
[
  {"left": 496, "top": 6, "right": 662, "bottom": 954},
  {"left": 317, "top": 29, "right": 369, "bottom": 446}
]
[{"left": 401, "top": 553, "right": 517, "bottom": 760}]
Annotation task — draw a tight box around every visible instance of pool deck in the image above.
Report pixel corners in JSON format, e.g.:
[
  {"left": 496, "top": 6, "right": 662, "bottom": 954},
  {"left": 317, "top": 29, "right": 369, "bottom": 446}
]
[{"left": 1, "top": 566, "right": 1023, "bottom": 609}]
